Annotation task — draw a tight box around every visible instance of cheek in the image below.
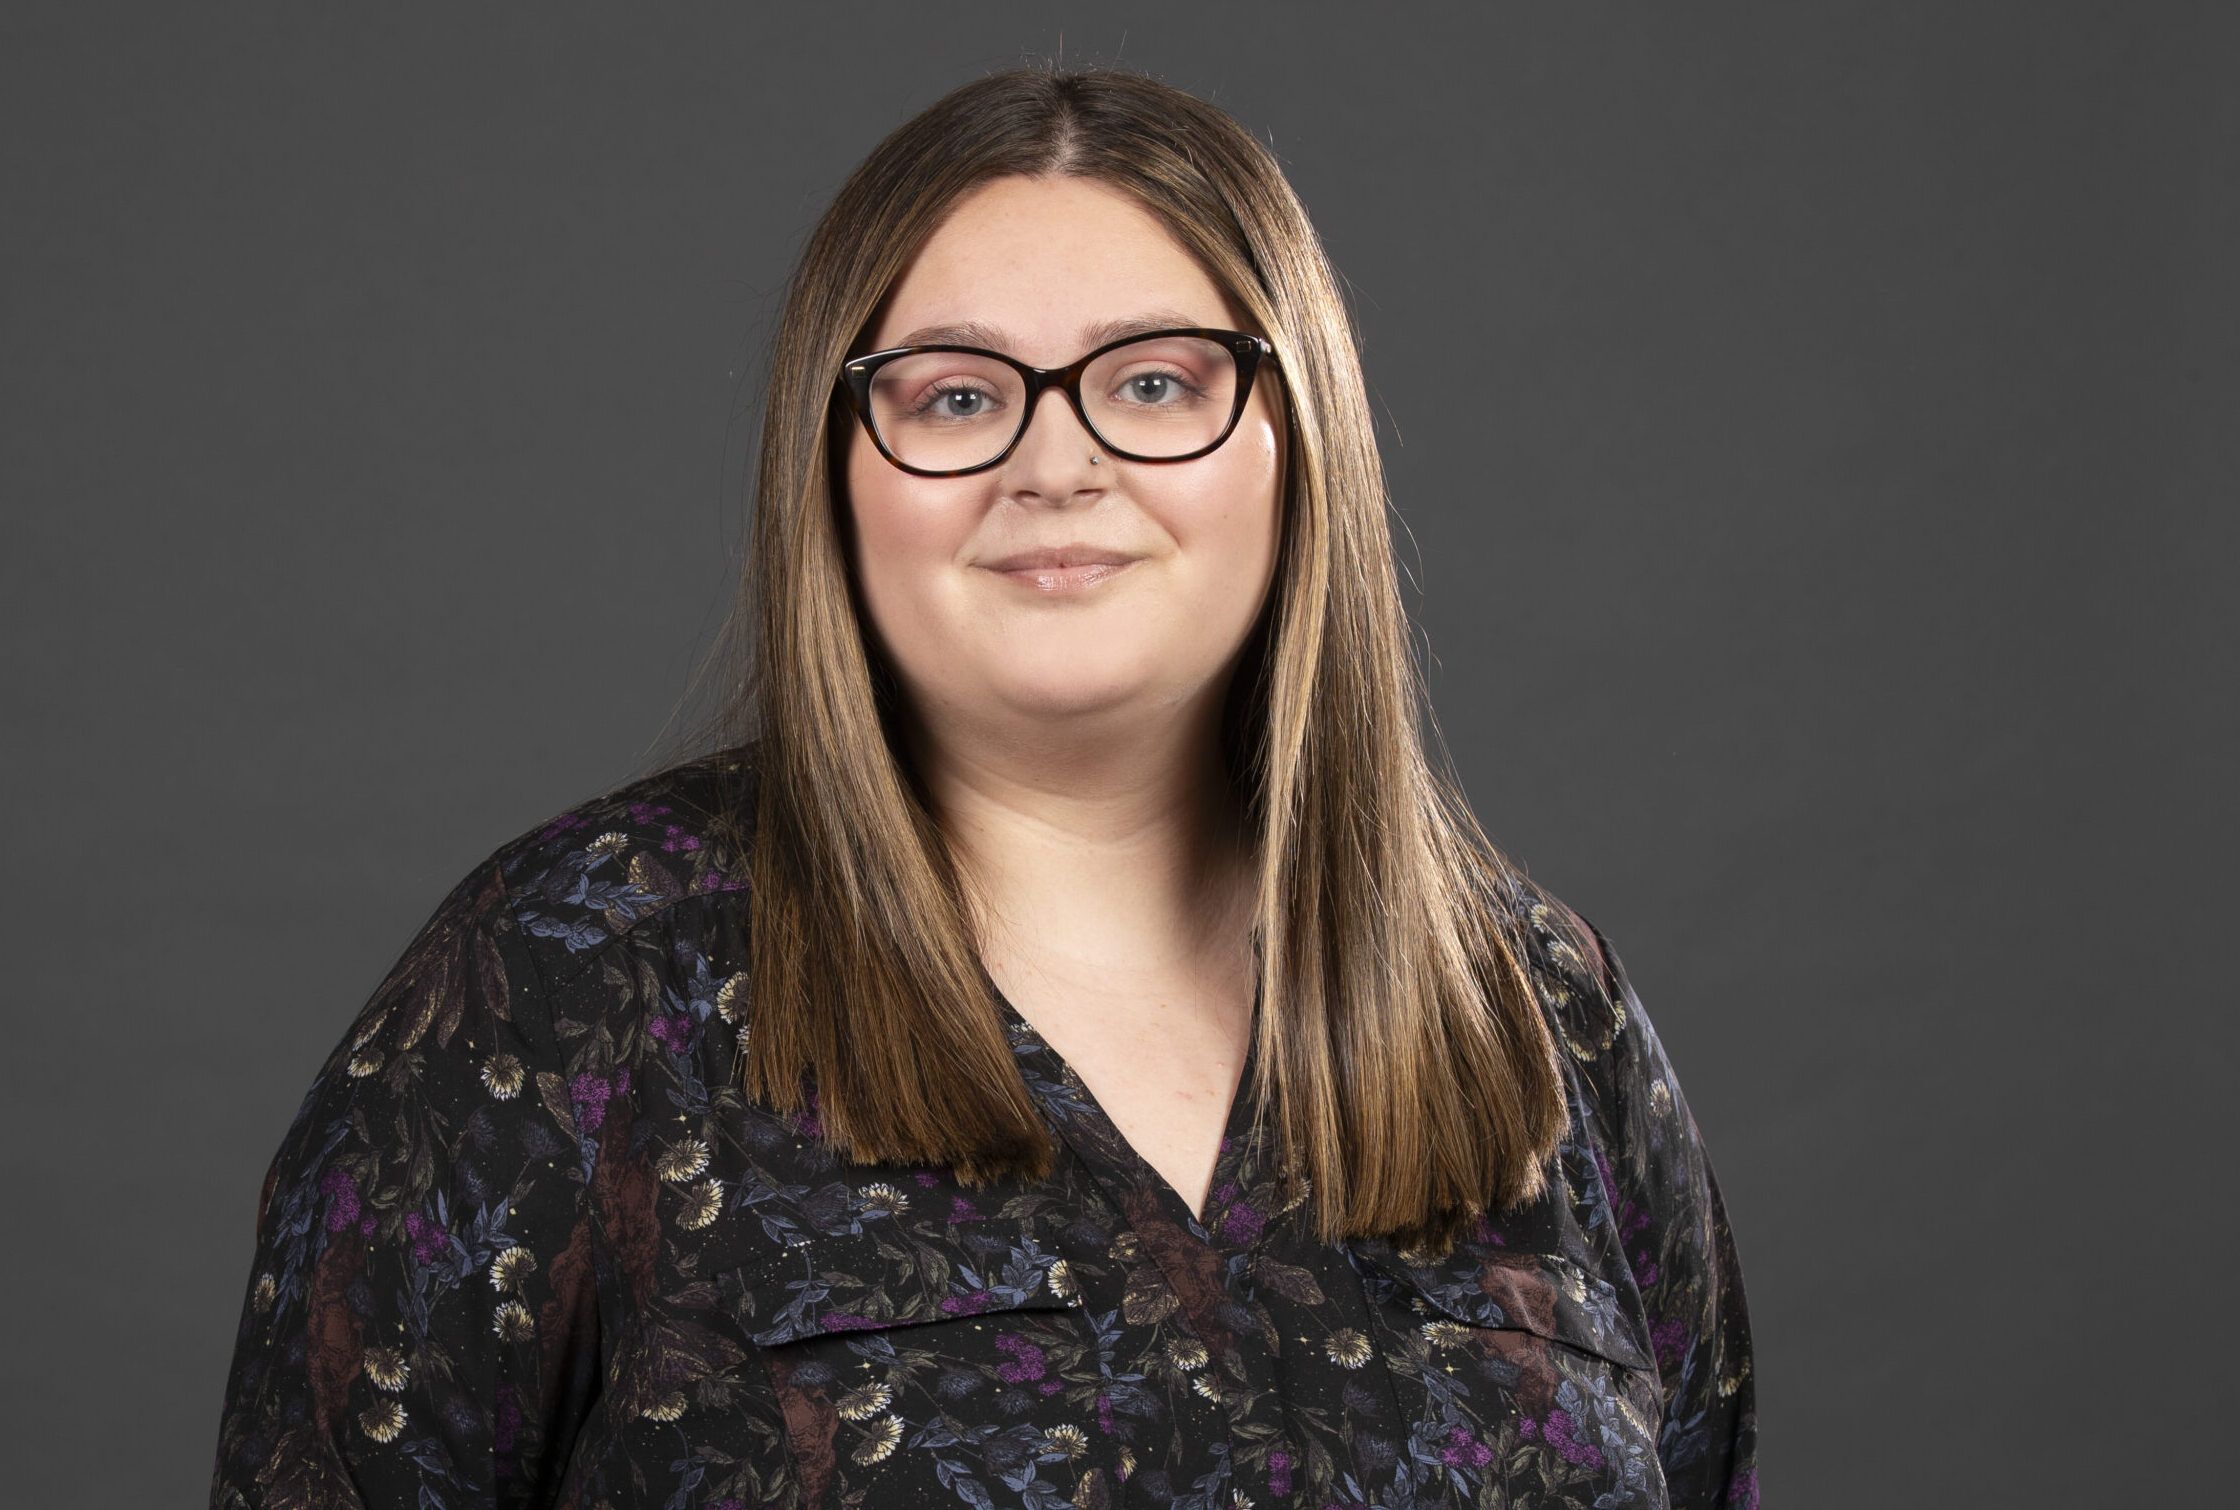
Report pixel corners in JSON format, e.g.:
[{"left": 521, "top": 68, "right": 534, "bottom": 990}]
[
  {"left": 846, "top": 436, "right": 955, "bottom": 555},
  {"left": 1129, "top": 451, "right": 1282, "bottom": 659},
  {"left": 1181, "top": 415, "right": 1284, "bottom": 578},
  {"left": 846, "top": 448, "right": 918, "bottom": 604},
  {"left": 843, "top": 443, "right": 952, "bottom": 624}
]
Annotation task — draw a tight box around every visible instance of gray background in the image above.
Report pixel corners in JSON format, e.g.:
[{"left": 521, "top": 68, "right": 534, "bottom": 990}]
[{"left": 4, "top": 3, "right": 2232, "bottom": 1504}]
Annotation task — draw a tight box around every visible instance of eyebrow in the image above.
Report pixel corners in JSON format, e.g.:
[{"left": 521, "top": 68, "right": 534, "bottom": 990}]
[{"left": 886, "top": 308, "right": 1209, "bottom": 355}]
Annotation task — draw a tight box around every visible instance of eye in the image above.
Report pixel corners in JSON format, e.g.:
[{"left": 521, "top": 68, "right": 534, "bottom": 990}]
[
  {"left": 1111, "top": 367, "right": 1204, "bottom": 407},
  {"left": 908, "top": 380, "right": 1005, "bottom": 421}
]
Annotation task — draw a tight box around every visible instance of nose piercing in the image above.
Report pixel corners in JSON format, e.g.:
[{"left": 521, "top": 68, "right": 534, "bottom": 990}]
[{"left": 1089, "top": 452, "right": 1100, "bottom": 465}]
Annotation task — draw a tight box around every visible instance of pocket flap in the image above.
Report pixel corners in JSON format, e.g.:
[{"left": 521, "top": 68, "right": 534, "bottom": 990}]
[
  {"left": 1348, "top": 1235, "right": 1656, "bottom": 1373},
  {"left": 731, "top": 1215, "right": 1083, "bottom": 1348}
]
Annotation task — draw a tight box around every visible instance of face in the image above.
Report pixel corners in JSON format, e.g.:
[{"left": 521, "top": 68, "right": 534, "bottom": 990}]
[{"left": 842, "top": 174, "right": 1286, "bottom": 751}]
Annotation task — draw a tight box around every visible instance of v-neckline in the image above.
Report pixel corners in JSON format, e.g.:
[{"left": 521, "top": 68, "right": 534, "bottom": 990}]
[{"left": 989, "top": 966, "right": 1265, "bottom": 1236}]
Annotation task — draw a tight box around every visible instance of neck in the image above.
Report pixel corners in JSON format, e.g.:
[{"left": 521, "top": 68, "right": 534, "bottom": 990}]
[{"left": 901, "top": 693, "right": 1258, "bottom": 987}]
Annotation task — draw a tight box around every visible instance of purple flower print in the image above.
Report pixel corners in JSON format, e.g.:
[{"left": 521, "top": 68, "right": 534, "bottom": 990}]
[
  {"left": 320, "top": 1166, "right": 361, "bottom": 1232},
  {"left": 569, "top": 1072, "right": 611, "bottom": 1132},
  {"left": 1541, "top": 1409, "right": 1603, "bottom": 1470},
  {"left": 535, "top": 810, "right": 587, "bottom": 842},
  {"left": 648, "top": 1013, "right": 694, "bottom": 1052},
  {"left": 1652, "top": 1317, "right": 1689, "bottom": 1372},
  {"left": 1267, "top": 1448, "right": 1294, "bottom": 1495},
  {"left": 1595, "top": 1141, "right": 1666, "bottom": 1290},
  {"left": 658, "top": 822, "right": 702, "bottom": 855},
  {"left": 1598, "top": 1146, "right": 1652, "bottom": 1249},
  {"left": 568, "top": 1067, "right": 632, "bottom": 1132},
  {"left": 1438, "top": 1425, "right": 1493, "bottom": 1469},
  {"left": 994, "top": 1332, "right": 1048, "bottom": 1384},
  {"left": 402, "top": 1209, "right": 451, "bottom": 1267},
  {"left": 1216, "top": 1202, "right": 1266, "bottom": 1245}
]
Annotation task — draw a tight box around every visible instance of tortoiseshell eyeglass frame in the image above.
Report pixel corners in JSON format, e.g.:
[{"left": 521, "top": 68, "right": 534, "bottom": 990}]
[{"left": 835, "top": 326, "right": 1280, "bottom": 478}]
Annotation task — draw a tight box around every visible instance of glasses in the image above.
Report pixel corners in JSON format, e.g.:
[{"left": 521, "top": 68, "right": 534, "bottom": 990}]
[{"left": 836, "top": 326, "right": 1279, "bottom": 477}]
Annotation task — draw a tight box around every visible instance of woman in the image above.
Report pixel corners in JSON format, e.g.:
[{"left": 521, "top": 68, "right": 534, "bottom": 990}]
[{"left": 210, "top": 65, "right": 1758, "bottom": 1510}]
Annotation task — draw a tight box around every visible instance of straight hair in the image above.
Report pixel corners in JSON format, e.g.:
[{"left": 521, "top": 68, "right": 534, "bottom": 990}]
[{"left": 638, "top": 63, "right": 1591, "bottom": 1257}]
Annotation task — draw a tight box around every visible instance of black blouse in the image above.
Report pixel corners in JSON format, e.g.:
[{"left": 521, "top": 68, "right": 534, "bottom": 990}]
[{"left": 209, "top": 747, "right": 1758, "bottom": 1508}]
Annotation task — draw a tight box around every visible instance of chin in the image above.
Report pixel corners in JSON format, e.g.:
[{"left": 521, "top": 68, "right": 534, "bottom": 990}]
[{"left": 989, "top": 665, "right": 1153, "bottom": 719}]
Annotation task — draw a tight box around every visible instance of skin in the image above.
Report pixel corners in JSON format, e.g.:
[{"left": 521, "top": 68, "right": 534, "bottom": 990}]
[{"left": 842, "top": 173, "right": 1288, "bottom": 1218}]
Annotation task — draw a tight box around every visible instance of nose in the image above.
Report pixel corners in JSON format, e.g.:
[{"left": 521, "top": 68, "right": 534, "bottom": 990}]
[{"left": 999, "top": 383, "right": 1104, "bottom": 493}]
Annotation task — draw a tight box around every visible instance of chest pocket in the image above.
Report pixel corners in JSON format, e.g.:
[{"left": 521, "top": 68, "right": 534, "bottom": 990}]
[
  {"left": 724, "top": 1214, "right": 1123, "bottom": 1510},
  {"left": 1346, "top": 1235, "right": 1670, "bottom": 1506},
  {"left": 1349, "top": 1236, "right": 1655, "bottom": 1373}
]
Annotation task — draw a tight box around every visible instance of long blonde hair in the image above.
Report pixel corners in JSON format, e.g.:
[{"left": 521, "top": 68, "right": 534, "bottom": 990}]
[{"left": 640, "top": 63, "right": 1577, "bottom": 1255}]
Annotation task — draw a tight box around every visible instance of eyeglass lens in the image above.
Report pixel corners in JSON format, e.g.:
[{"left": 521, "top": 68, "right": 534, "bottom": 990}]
[{"left": 865, "top": 334, "right": 1240, "bottom": 471}]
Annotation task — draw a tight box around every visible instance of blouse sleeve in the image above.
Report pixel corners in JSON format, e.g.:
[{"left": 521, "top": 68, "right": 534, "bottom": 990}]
[
  {"left": 209, "top": 858, "right": 603, "bottom": 1509},
  {"left": 1574, "top": 911, "right": 1761, "bottom": 1509}
]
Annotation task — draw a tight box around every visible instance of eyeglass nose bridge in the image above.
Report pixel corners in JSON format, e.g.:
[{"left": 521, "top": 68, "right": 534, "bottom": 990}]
[
  {"left": 837, "top": 328, "right": 1275, "bottom": 479},
  {"left": 1005, "top": 356, "right": 1110, "bottom": 456}
]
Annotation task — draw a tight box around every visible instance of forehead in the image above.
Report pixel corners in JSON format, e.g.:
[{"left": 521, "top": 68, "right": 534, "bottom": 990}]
[{"left": 867, "top": 175, "right": 1245, "bottom": 360}]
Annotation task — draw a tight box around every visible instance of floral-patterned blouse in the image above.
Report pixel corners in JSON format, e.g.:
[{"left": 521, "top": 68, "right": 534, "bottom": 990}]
[{"left": 209, "top": 745, "right": 1758, "bottom": 1509}]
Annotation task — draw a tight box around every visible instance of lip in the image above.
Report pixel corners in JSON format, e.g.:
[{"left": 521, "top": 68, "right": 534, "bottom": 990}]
[
  {"left": 987, "top": 558, "right": 1141, "bottom": 592},
  {"left": 981, "top": 544, "right": 1143, "bottom": 572}
]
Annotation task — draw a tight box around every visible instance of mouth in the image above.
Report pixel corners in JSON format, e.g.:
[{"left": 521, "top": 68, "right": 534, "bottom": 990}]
[
  {"left": 981, "top": 545, "right": 1142, "bottom": 572},
  {"left": 983, "top": 557, "right": 1141, "bottom": 593}
]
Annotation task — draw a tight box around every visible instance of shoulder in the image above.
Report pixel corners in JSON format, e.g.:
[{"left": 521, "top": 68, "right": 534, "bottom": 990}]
[
  {"left": 1504, "top": 869, "right": 1633, "bottom": 1074},
  {"left": 476, "top": 743, "right": 761, "bottom": 994},
  {"left": 255, "top": 746, "right": 762, "bottom": 1216},
  {"left": 1505, "top": 871, "right": 1696, "bottom": 1158}
]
